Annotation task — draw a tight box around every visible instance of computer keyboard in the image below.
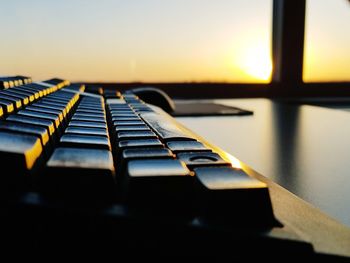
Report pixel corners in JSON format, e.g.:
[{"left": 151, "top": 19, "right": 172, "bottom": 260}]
[{"left": 0, "top": 76, "right": 349, "bottom": 259}]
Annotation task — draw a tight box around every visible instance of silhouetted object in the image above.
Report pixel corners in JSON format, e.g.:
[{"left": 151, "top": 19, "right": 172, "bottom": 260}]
[
  {"left": 272, "top": 0, "right": 306, "bottom": 89},
  {"left": 126, "top": 86, "right": 176, "bottom": 113}
]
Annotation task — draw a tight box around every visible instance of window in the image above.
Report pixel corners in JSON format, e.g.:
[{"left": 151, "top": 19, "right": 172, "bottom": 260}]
[{"left": 304, "top": 0, "right": 350, "bottom": 82}]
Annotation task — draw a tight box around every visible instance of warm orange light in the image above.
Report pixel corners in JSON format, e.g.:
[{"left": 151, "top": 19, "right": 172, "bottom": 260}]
[
  {"left": 235, "top": 43, "right": 272, "bottom": 82},
  {"left": 220, "top": 152, "right": 243, "bottom": 169}
]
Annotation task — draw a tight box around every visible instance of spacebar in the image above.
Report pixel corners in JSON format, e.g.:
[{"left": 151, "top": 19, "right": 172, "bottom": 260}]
[{"left": 140, "top": 112, "right": 195, "bottom": 141}]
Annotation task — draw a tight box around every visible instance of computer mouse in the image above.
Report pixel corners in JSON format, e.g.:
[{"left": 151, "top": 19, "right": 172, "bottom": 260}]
[{"left": 126, "top": 87, "right": 176, "bottom": 113}]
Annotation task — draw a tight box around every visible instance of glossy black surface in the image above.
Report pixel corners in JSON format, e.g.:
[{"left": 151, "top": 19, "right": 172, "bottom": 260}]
[
  {"left": 18, "top": 109, "right": 60, "bottom": 128},
  {"left": 122, "top": 148, "right": 174, "bottom": 160},
  {"left": 117, "top": 130, "right": 157, "bottom": 140},
  {"left": 44, "top": 147, "right": 115, "bottom": 200},
  {"left": 0, "top": 130, "right": 42, "bottom": 173},
  {"left": 193, "top": 166, "right": 275, "bottom": 226},
  {"left": 69, "top": 120, "right": 107, "bottom": 129},
  {"left": 65, "top": 126, "right": 108, "bottom": 136},
  {"left": 166, "top": 140, "right": 210, "bottom": 153},
  {"left": 113, "top": 120, "right": 145, "bottom": 126},
  {"left": 114, "top": 125, "right": 150, "bottom": 132},
  {"left": 0, "top": 99, "right": 14, "bottom": 113},
  {"left": 0, "top": 120, "right": 49, "bottom": 147},
  {"left": 60, "top": 134, "right": 110, "bottom": 150},
  {"left": 125, "top": 159, "right": 192, "bottom": 211},
  {"left": 7, "top": 114, "right": 56, "bottom": 136},
  {"left": 118, "top": 139, "right": 163, "bottom": 149}
]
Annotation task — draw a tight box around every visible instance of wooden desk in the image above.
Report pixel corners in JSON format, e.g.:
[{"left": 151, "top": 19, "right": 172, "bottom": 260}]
[{"left": 176, "top": 98, "right": 350, "bottom": 227}]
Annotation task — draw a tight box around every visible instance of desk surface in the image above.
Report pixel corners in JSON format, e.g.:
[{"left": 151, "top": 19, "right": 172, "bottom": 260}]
[{"left": 176, "top": 98, "right": 350, "bottom": 227}]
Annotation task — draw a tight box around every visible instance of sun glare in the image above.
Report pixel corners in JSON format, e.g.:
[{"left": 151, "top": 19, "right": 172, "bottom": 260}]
[{"left": 237, "top": 44, "right": 272, "bottom": 82}]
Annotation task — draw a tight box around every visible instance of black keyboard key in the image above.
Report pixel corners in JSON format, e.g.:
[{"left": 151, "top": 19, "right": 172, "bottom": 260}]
[
  {"left": 18, "top": 110, "right": 61, "bottom": 129},
  {"left": 0, "top": 76, "right": 30, "bottom": 89},
  {"left": 177, "top": 152, "right": 230, "bottom": 169},
  {"left": 117, "top": 130, "right": 157, "bottom": 140},
  {"left": 25, "top": 105, "right": 65, "bottom": 122},
  {"left": 73, "top": 112, "right": 105, "bottom": 118},
  {"left": 118, "top": 139, "right": 163, "bottom": 149},
  {"left": 65, "top": 126, "right": 108, "bottom": 137},
  {"left": 69, "top": 120, "right": 107, "bottom": 129},
  {"left": 35, "top": 101, "right": 68, "bottom": 118},
  {"left": 117, "top": 148, "right": 174, "bottom": 179},
  {"left": 60, "top": 134, "right": 110, "bottom": 150},
  {"left": 71, "top": 115, "right": 106, "bottom": 123},
  {"left": 107, "top": 98, "right": 127, "bottom": 105},
  {"left": 0, "top": 98, "right": 15, "bottom": 114},
  {"left": 78, "top": 105, "right": 105, "bottom": 112},
  {"left": 26, "top": 83, "right": 50, "bottom": 95},
  {"left": 15, "top": 75, "right": 32, "bottom": 85},
  {"left": 44, "top": 78, "right": 70, "bottom": 88},
  {"left": 113, "top": 120, "right": 145, "bottom": 126},
  {"left": 43, "top": 147, "right": 115, "bottom": 201},
  {"left": 166, "top": 141, "right": 210, "bottom": 153},
  {"left": 0, "top": 121, "right": 50, "bottom": 149},
  {"left": 110, "top": 109, "right": 137, "bottom": 114},
  {"left": 0, "top": 131, "right": 42, "bottom": 175},
  {"left": 110, "top": 108, "right": 134, "bottom": 114},
  {"left": 0, "top": 94, "right": 22, "bottom": 109},
  {"left": 4, "top": 89, "right": 32, "bottom": 104},
  {"left": 111, "top": 111, "right": 136, "bottom": 116},
  {"left": 193, "top": 167, "right": 275, "bottom": 226},
  {"left": 13, "top": 86, "right": 40, "bottom": 99},
  {"left": 7, "top": 114, "right": 56, "bottom": 136},
  {"left": 124, "top": 159, "right": 192, "bottom": 212},
  {"left": 75, "top": 109, "right": 105, "bottom": 116},
  {"left": 41, "top": 97, "right": 70, "bottom": 107},
  {"left": 35, "top": 81, "right": 58, "bottom": 93},
  {"left": 1, "top": 91, "right": 28, "bottom": 106},
  {"left": 115, "top": 125, "right": 151, "bottom": 132},
  {"left": 0, "top": 78, "right": 11, "bottom": 89},
  {"left": 122, "top": 148, "right": 174, "bottom": 160},
  {"left": 112, "top": 116, "right": 141, "bottom": 122},
  {"left": 103, "top": 89, "right": 122, "bottom": 98}
]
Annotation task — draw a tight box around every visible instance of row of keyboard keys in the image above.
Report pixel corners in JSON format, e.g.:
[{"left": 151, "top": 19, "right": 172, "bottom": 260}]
[
  {"left": 0, "top": 76, "right": 32, "bottom": 89},
  {"left": 0, "top": 79, "right": 69, "bottom": 117},
  {"left": 0, "top": 131, "right": 42, "bottom": 177},
  {"left": 0, "top": 121, "right": 51, "bottom": 158},
  {"left": 105, "top": 93, "right": 276, "bottom": 225},
  {"left": 107, "top": 98, "right": 195, "bottom": 214},
  {"left": 43, "top": 95, "right": 116, "bottom": 202},
  {"left": 0, "top": 85, "right": 79, "bottom": 193}
]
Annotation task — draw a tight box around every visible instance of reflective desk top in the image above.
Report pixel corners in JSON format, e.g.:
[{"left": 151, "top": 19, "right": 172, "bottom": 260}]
[{"left": 176, "top": 98, "right": 350, "bottom": 227}]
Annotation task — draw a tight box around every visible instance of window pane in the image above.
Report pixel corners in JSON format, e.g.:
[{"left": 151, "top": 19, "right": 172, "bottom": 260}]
[
  {"left": 304, "top": 0, "right": 350, "bottom": 82},
  {"left": 0, "top": 0, "right": 272, "bottom": 83}
]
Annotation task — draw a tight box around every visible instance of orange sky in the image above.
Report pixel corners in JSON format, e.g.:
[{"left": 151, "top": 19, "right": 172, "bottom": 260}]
[{"left": 0, "top": 0, "right": 348, "bottom": 83}]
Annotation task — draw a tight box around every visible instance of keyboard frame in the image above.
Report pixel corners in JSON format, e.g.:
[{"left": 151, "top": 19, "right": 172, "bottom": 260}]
[{"left": 1, "top": 95, "right": 350, "bottom": 259}]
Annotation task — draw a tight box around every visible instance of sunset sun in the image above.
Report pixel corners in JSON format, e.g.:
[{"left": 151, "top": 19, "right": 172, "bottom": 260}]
[{"left": 237, "top": 44, "right": 272, "bottom": 82}]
